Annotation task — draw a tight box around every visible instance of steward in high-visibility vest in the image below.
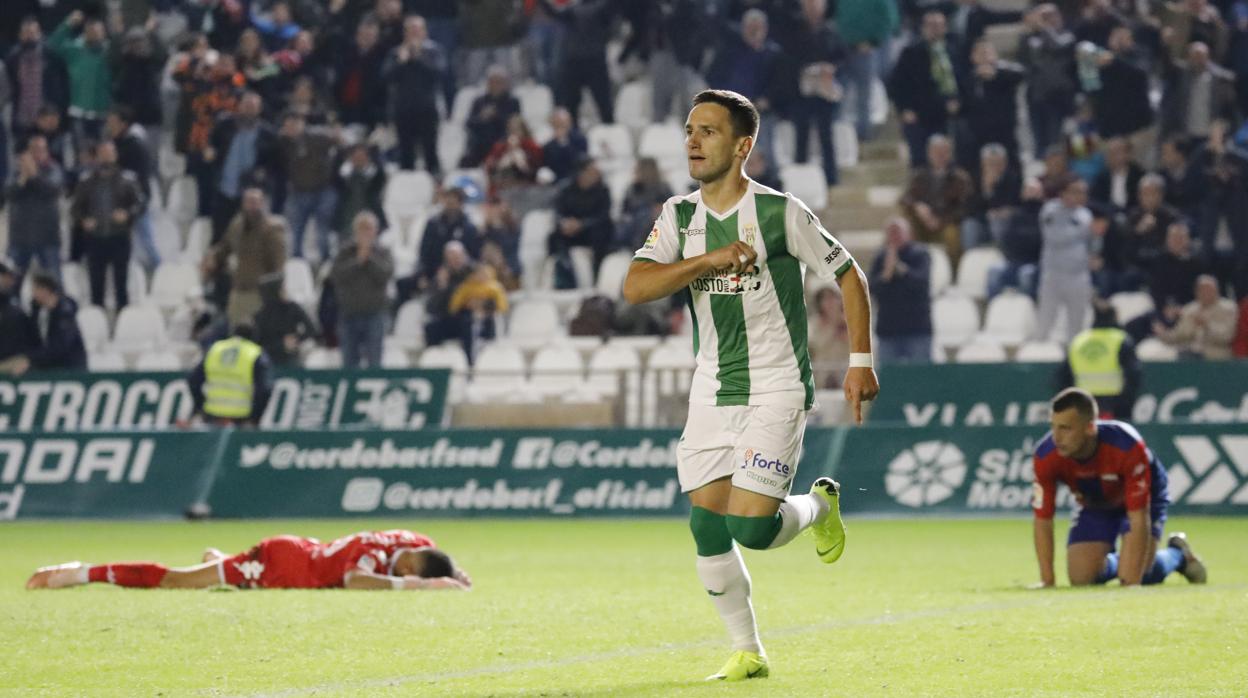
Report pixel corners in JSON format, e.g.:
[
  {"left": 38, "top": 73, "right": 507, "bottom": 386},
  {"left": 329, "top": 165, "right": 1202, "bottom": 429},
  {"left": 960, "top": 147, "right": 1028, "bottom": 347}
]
[
  {"left": 1058, "top": 303, "right": 1140, "bottom": 419},
  {"left": 188, "top": 323, "right": 273, "bottom": 426}
]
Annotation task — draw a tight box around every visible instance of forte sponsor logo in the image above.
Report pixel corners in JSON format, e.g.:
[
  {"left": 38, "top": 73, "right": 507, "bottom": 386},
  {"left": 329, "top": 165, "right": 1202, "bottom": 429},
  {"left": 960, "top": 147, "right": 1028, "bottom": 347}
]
[{"left": 741, "top": 449, "right": 792, "bottom": 476}]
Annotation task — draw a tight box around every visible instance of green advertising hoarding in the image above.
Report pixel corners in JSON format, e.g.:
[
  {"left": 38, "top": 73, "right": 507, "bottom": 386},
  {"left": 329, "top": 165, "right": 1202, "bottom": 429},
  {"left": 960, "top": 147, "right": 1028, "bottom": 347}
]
[
  {"left": 0, "top": 368, "right": 450, "bottom": 431},
  {"left": 825, "top": 424, "right": 1248, "bottom": 516},
  {"left": 869, "top": 361, "right": 1248, "bottom": 427},
  {"left": 208, "top": 430, "right": 689, "bottom": 517},
  {"left": 0, "top": 431, "right": 226, "bottom": 519}
]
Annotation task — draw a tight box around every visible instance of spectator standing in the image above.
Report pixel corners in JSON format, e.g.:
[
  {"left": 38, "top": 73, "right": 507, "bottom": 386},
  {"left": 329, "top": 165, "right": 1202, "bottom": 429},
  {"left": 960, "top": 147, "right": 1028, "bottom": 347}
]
[
  {"left": 1155, "top": 274, "right": 1239, "bottom": 358},
  {"left": 458, "top": 0, "right": 523, "bottom": 86},
  {"left": 1035, "top": 178, "right": 1097, "bottom": 343},
  {"left": 550, "top": 158, "right": 612, "bottom": 288},
  {"left": 1019, "top": 5, "right": 1078, "bottom": 159},
  {"left": 888, "top": 11, "right": 960, "bottom": 168},
  {"left": 637, "top": 0, "right": 705, "bottom": 123},
  {"left": 959, "top": 40, "right": 1024, "bottom": 169},
  {"left": 5, "top": 17, "right": 70, "bottom": 139},
  {"left": 71, "top": 141, "right": 143, "bottom": 310},
  {"left": 418, "top": 188, "right": 483, "bottom": 288},
  {"left": 251, "top": 1, "right": 302, "bottom": 53},
  {"left": 836, "top": 0, "right": 898, "bottom": 142},
  {"left": 869, "top": 218, "right": 933, "bottom": 364},
  {"left": 786, "top": 0, "right": 848, "bottom": 185},
  {"left": 48, "top": 11, "right": 111, "bottom": 148},
  {"left": 706, "top": 9, "right": 788, "bottom": 168},
  {"left": 899, "top": 134, "right": 974, "bottom": 267},
  {"left": 111, "top": 21, "right": 166, "bottom": 140},
  {"left": 279, "top": 112, "right": 340, "bottom": 262},
  {"left": 331, "top": 211, "right": 394, "bottom": 369},
  {"left": 204, "top": 187, "right": 288, "bottom": 328},
  {"left": 334, "top": 143, "right": 388, "bottom": 240},
  {"left": 22, "top": 273, "right": 87, "bottom": 374},
  {"left": 254, "top": 274, "right": 319, "bottom": 367},
  {"left": 208, "top": 91, "right": 279, "bottom": 242},
  {"left": 1189, "top": 120, "right": 1248, "bottom": 275},
  {"left": 481, "top": 199, "right": 522, "bottom": 282},
  {"left": 1094, "top": 27, "right": 1155, "bottom": 154},
  {"left": 384, "top": 16, "right": 446, "bottom": 175},
  {"left": 1161, "top": 42, "right": 1238, "bottom": 140},
  {"left": 462, "top": 65, "right": 521, "bottom": 168},
  {"left": 6, "top": 137, "right": 64, "bottom": 281},
  {"left": 173, "top": 46, "right": 244, "bottom": 219},
  {"left": 1159, "top": 0, "right": 1229, "bottom": 63},
  {"left": 1159, "top": 136, "right": 1201, "bottom": 216},
  {"left": 106, "top": 107, "right": 159, "bottom": 272},
  {"left": 540, "top": 107, "right": 587, "bottom": 184},
  {"left": 329, "top": 18, "right": 388, "bottom": 129},
  {"left": 545, "top": 0, "right": 614, "bottom": 126}
]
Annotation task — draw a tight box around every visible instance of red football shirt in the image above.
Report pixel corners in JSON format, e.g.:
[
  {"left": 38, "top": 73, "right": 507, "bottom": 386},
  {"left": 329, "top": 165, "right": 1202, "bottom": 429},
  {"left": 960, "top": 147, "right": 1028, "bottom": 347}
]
[
  {"left": 224, "top": 529, "right": 435, "bottom": 589},
  {"left": 1032, "top": 421, "right": 1157, "bottom": 519}
]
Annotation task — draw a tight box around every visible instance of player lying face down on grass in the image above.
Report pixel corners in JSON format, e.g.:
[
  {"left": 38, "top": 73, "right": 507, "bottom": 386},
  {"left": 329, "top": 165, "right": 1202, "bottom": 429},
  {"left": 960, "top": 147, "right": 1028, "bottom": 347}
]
[
  {"left": 26, "top": 529, "right": 471, "bottom": 591},
  {"left": 622, "top": 89, "right": 879, "bottom": 682},
  {"left": 1031, "top": 388, "right": 1206, "bottom": 588}
]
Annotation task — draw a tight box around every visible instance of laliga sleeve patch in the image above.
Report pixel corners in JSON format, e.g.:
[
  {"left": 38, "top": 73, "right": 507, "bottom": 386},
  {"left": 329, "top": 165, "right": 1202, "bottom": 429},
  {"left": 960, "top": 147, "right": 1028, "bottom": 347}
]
[{"left": 641, "top": 225, "right": 660, "bottom": 251}]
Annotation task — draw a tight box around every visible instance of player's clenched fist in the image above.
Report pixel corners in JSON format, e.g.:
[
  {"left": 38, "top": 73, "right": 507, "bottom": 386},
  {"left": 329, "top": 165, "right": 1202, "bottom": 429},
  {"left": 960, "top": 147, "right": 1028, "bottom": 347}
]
[{"left": 706, "top": 241, "right": 757, "bottom": 274}]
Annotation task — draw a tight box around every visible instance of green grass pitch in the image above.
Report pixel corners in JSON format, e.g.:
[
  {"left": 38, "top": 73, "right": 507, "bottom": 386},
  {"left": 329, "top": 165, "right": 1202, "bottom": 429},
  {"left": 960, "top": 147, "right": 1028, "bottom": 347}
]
[{"left": 2, "top": 516, "right": 1245, "bottom": 697}]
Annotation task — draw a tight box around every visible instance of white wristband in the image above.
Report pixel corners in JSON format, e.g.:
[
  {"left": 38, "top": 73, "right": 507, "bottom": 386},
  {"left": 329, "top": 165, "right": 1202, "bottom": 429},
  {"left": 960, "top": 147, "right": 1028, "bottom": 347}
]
[
  {"left": 391, "top": 577, "right": 405, "bottom": 590},
  {"left": 848, "top": 353, "right": 873, "bottom": 369}
]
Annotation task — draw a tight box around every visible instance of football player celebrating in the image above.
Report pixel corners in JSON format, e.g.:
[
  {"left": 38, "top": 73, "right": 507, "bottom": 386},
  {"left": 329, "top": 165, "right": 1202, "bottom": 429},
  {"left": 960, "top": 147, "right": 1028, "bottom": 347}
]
[
  {"left": 26, "top": 529, "right": 470, "bottom": 591},
  {"left": 1032, "top": 389, "right": 1207, "bottom": 588}
]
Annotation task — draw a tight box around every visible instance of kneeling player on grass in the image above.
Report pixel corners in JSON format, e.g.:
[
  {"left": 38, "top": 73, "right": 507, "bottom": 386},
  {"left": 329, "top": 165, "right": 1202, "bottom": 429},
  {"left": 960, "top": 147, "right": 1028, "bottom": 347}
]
[
  {"left": 1032, "top": 388, "right": 1207, "bottom": 588},
  {"left": 623, "top": 89, "right": 879, "bottom": 681},
  {"left": 27, "top": 529, "right": 471, "bottom": 591}
]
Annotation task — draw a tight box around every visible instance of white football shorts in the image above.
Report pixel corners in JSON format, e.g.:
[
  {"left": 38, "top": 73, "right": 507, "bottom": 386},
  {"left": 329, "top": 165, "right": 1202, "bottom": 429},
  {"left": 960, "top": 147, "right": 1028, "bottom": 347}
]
[{"left": 676, "top": 403, "right": 807, "bottom": 499}]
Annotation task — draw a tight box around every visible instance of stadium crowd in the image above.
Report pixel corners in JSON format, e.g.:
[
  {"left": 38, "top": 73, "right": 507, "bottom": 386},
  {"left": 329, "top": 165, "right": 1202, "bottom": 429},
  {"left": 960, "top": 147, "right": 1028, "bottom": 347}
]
[{"left": 0, "top": 0, "right": 1245, "bottom": 391}]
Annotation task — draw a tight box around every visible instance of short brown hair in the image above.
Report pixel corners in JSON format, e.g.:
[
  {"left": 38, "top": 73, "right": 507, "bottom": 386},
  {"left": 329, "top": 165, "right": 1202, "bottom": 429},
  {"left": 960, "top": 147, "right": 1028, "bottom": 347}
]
[
  {"left": 1051, "top": 388, "right": 1098, "bottom": 422},
  {"left": 692, "top": 89, "right": 759, "bottom": 139}
]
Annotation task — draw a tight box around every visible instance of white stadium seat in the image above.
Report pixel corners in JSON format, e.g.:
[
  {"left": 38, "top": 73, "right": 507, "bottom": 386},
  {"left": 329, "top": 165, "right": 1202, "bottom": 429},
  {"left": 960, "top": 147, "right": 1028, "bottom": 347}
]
[
  {"left": 637, "top": 121, "right": 686, "bottom": 168},
  {"left": 530, "top": 344, "right": 586, "bottom": 398},
  {"left": 303, "top": 347, "right": 342, "bottom": 369},
  {"left": 589, "top": 343, "right": 643, "bottom": 425},
  {"left": 467, "top": 342, "right": 528, "bottom": 401},
  {"left": 88, "top": 351, "right": 127, "bottom": 371},
  {"left": 437, "top": 126, "right": 467, "bottom": 170},
  {"left": 149, "top": 262, "right": 203, "bottom": 311},
  {"left": 596, "top": 251, "right": 633, "bottom": 300},
  {"left": 134, "top": 351, "right": 182, "bottom": 370},
  {"left": 1109, "top": 291, "right": 1156, "bottom": 325},
  {"left": 516, "top": 82, "right": 554, "bottom": 127},
  {"left": 955, "top": 247, "right": 1005, "bottom": 300},
  {"left": 384, "top": 170, "right": 437, "bottom": 220},
  {"left": 507, "top": 300, "right": 563, "bottom": 349},
  {"left": 1015, "top": 341, "right": 1066, "bottom": 362},
  {"left": 834, "top": 121, "right": 859, "bottom": 168},
  {"left": 982, "top": 290, "right": 1036, "bottom": 346},
  {"left": 932, "top": 293, "right": 981, "bottom": 348},
  {"left": 1136, "top": 337, "right": 1179, "bottom": 361},
  {"left": 925, "top": 244, "right": 952, "bottom": 297},
  {"left": 283, "top": 258, "right": 317, "bottom": 308},
  {"left": 76, "top": 305, "right": 111, "bottom": 352},
  {"left": 614, "top": 81, "right": 653, "bottom": 130},
  {"left": 779, "top": 163, "right": 828, "bottom": 210},
  {"left": 182, "top": 217, "right": 213, "bottom": 264},
  {"left": 520, "top": 209, "right": 555, "bottom": 287},
  {"left": 417, "top": 342, "right": 470, "bottom": 403},
  {"left": 392, "top": 300, "right": 426, "bottom": 349},
  {"left": 381, "top": 345, "right": 410, "bottom": 369},
  {"left": 587, "top": 124, "right": 635, "bottom": 171},
  {"left": 110, "top": 305, "right": 167, "bottom": 354},
  {"left": 955, "top": 339, "right": 1007, "bottom": 363},
  {"left": 61, "top": 263, "right": 91, "bottom": 304}
]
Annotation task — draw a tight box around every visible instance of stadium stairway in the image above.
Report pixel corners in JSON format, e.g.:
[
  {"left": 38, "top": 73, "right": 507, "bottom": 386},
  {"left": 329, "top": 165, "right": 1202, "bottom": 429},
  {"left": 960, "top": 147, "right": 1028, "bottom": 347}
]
[{"left": 818, "top": 120, "right": 907, "bottom": 264}]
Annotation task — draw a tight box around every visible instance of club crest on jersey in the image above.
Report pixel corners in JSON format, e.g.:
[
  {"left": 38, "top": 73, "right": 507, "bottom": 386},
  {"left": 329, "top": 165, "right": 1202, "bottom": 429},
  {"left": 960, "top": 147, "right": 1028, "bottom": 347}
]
[
  {"left": 742, "top": 224, "right": 758, "bottom": 246},
  {"left": 691, "top": 270, "right": 761, "bottom": 295}
]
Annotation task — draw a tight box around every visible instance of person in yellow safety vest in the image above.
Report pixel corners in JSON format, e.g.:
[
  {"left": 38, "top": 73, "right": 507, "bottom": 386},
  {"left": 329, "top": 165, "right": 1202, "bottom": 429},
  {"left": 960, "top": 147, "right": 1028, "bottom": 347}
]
[
  {"left": 187, "top": 322, "right": 274, "bottom": 427},
  {"left": 1058, "top": 301, "right": 1141, "bottom": 419}
]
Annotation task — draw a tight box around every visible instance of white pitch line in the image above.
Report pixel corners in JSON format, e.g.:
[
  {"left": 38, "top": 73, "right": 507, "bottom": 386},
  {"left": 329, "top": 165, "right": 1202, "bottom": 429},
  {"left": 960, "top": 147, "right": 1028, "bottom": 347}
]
[{"left": 232, "top": 584, "right": 1240, "bottom": 698}]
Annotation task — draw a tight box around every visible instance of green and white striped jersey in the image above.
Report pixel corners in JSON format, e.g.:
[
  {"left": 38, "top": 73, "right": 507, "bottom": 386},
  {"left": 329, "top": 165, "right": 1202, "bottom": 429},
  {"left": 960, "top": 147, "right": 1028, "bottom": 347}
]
[{"left": 633, "top": 179, "right": 855, "bottom": 410}]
